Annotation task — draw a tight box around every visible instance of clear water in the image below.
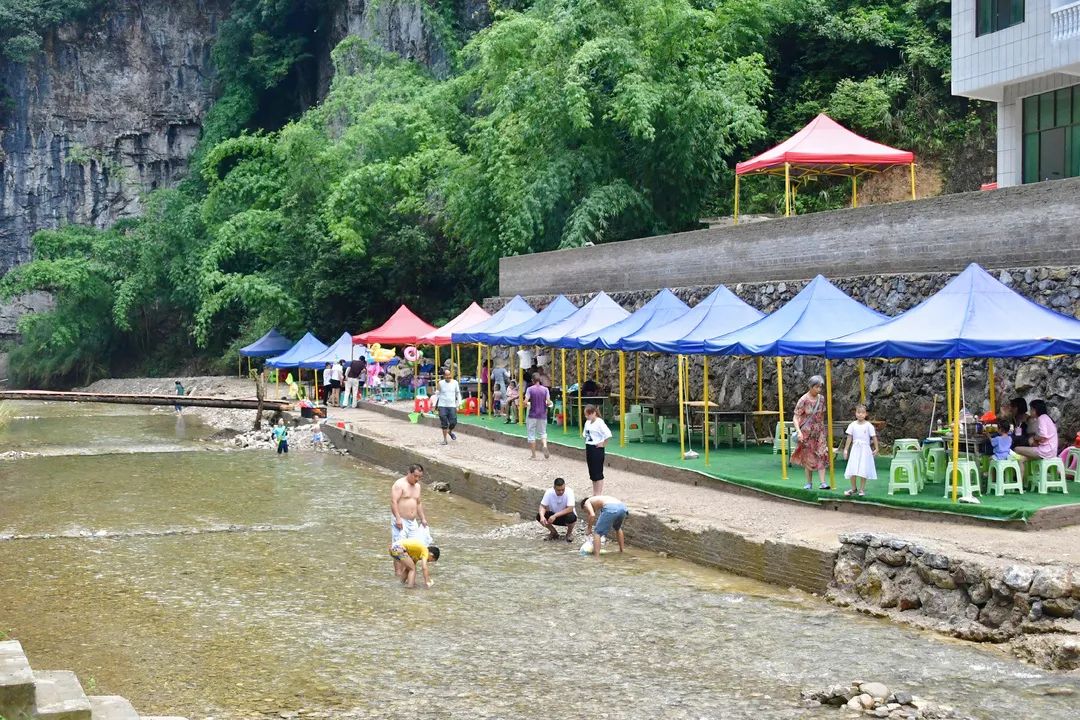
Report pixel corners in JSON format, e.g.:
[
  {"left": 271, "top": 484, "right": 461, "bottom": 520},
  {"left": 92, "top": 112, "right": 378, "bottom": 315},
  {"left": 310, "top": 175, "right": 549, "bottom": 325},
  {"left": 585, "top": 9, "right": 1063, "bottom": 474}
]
[{"left": 0, "top": 401, "right": 1077, "bottom": 719}]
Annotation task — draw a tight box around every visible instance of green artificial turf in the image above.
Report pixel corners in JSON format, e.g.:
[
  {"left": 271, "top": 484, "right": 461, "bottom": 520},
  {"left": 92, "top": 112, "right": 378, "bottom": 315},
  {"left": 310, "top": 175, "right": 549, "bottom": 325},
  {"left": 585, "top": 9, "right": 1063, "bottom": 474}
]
[{"left": 456, "top": 413, "right": 1080, "bottom": 522}]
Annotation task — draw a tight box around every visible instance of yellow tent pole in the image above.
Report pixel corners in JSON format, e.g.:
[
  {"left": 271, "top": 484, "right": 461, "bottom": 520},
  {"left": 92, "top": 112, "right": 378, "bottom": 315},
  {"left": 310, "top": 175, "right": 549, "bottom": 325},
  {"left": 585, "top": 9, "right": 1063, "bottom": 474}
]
[
  {"left": 238, "top": 354, "right": 242, "bottom": 378},
  {"left": 618, "top": 351, "right": 627, "bottom": 447},
  {"left": 703, "top": 356, "right": 710, "bottom": 466},
  {"left": 734, "top": 175, "right": 741, "bottom": 225},
  {"left": 518, "top": 351, "right": 525, "bottom": 424},
  {"left": 951, "top": 358, "right": 962, "bottom": 502},
  {"left": 858, "top": 359, "right": 866, "bottom": 405},
  {"left": 777, "top": 357, "right": 788, "bottom": 480},
  {"left": 909, "top": 162, "right": 917, "bottom": 200},
  {"left": 434, "top": 344, "right": 440, "bottom": 377},
  {"left": 946, "top": 359, "right": 953, "bottom": 426},
  {"left": 576, "top": 351, "right": 583, "bottom": 429},
  {"left": 851, "top": 176, "right": 858, "bottom": 208},
  {"left": 784, "top": 162, "right": 791, "bottom": 217},
  {"left": 594, "top": 351, "right": 600, "bottom": 383},
  {"left": 561, "top": 348, "right": 568, "bottom": 433},
  {"left": 487, "top": 345, "right": 493, "bottom": 416},
  {"left": 476, "top": 343, "right": 482, "bottom": 411},
  {"left": 583, "top": 351, "right": 589, "bottom": 385},
  {"left": 825, "top": 359, "right": 835, "bottom": 489},
  {"left": 756, "top": 357, "right": 764, "bottom": 411},
  {"left": 634, "top": 353, "right": 640, "bottom": 403},
  {"left": 988, "top": 358, "right": 996, "bottom": 414},
  {"left": 677, "top": 355, "right": 686, "bottom": 461}
]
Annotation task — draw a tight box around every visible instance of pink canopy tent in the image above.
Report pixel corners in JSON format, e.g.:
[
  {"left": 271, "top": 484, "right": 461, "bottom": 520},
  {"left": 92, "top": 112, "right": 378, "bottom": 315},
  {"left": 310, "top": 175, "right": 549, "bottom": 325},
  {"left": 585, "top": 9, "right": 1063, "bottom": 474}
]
[
  {"left": 418, "top": 302, "right": 491, "bottom": 346},
  {"left": 352, "top": 305, "right": 437, "bottom": 345},
  {"left": 733, "top": 114, "right": 916, "bottom": 220}
]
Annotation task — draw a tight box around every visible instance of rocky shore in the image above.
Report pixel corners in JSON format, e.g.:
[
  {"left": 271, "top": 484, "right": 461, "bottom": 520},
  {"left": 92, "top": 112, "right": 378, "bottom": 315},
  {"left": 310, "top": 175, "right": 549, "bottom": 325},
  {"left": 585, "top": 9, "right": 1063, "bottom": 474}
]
[{"left": 801, "top": 681, "right": 977, "bottom": 719}]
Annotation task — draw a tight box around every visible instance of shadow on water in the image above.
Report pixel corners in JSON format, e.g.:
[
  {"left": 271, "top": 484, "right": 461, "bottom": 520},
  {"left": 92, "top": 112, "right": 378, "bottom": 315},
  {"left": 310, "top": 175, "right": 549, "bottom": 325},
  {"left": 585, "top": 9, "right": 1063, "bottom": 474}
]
[{"left": 0, "top": 403, "right": 1078, "bottom": 719}]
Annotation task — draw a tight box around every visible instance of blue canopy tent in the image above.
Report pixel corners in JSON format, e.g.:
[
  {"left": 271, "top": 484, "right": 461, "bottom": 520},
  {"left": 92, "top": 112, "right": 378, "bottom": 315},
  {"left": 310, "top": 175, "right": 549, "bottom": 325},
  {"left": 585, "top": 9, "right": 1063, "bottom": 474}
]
[
  {"left": 621, "top": 285, "right": 764, "bottom": 355},
  {"left": 237, "top": 328, "right": 294, "bottom": 377},
  {"left": 298, "top": 332, "right": 358, "bottom": 369},
  {"left": 266, "top": 332, "right": 328, "bottom": 401},
  {"left": 825, "top": 263, "right": 1080, "bottom": 502},
  {"left": 704, "top": 276, "right": 887, "bottom": 485},
  {"left": 577, "top": 289, "right": 690, "bottom": 351},
  {"left": 452, "top": 296, "right": 537, "bottom": 344}
]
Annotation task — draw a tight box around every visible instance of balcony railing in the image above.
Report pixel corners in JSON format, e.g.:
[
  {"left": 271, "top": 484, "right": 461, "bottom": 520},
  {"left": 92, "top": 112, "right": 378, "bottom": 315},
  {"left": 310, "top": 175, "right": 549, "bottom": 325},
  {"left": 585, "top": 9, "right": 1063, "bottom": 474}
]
[{"left": 1052, "top": 0, "right": 1080, "bottom": 41}]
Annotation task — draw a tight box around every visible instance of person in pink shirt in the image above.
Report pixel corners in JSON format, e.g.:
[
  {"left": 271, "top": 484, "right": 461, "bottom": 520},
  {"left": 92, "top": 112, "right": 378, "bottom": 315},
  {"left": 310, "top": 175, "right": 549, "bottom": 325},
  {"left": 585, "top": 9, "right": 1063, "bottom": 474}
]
[{"left": 1013, "top": 399, "right": 1059, "bottom": 473}]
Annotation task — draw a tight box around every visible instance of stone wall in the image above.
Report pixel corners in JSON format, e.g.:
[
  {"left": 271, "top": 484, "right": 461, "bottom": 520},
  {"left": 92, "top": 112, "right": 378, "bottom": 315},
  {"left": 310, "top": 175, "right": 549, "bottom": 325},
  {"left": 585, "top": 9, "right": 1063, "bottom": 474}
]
[
  {"left": 499, "top": 177, "right": 1080, "bottom": 296},
  {"left": 484, "top": 265, "right": 1080, "bottom": 442},
  {"left": 828, "top": 532, "right": 1080, "bottom": 671}
]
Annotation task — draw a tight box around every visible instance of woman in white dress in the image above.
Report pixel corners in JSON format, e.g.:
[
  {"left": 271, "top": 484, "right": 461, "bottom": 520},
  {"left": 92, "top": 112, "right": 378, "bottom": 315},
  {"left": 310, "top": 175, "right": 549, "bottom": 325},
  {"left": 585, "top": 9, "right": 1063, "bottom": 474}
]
[{"left": 842, "top": 404, "right": 879, "bottom": 496}]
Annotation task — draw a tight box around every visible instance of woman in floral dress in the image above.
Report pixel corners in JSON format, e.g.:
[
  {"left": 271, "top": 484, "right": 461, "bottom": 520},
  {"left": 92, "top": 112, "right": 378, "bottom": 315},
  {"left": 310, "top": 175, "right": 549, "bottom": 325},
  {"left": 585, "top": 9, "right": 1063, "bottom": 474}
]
[{"left": 791, "top": 375, "right": 829, "bottom": 490}]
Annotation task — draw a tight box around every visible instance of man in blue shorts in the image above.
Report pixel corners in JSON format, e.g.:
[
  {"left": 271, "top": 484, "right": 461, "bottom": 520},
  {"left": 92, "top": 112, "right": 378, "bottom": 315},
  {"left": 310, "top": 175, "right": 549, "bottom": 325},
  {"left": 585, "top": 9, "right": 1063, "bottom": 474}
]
[{"left": 580, "top": 495, "right": 627, "bottom": 558}]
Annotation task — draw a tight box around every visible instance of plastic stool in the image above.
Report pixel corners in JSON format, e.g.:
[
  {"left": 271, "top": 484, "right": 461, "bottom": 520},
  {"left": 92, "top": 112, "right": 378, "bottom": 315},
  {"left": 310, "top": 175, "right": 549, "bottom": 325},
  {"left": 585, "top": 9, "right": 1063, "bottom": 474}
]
[
  {"left": 658, "top": 416, "right": 679, "bottom": 443},
  {"left": 925, "top": 448, "right": 948, "bottom": 483},
  {"left": 888, "top": 455, "right": 922, "bottom": 495},
  {"left": 987, "top": 457, "right": 1024, "bottom": 496},
  {"left": 892, "top": 438, "right": 921, "bottom": 456},
  {"left": 1062, "top": 447, "right": 1080, "bottom": 481},
  {"left": 943, "top": 460, "right": 981, "bottom": 498},
  {"left": 1026, "top": 457, "right": 1068, "bottom": 494}
]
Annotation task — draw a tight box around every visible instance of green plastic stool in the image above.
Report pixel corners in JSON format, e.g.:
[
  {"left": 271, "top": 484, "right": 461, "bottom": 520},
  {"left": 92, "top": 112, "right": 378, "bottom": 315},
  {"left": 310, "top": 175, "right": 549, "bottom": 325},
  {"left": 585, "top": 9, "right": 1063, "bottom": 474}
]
[
  {"left": 987, "top": 457, "right": 1024, "bottom": 496},
  {"left": 892, "top": 438, "right": 921, "bottom": 456},
  {"left": 925, "top": 448, "right": 948, "bottom": 483},
  {"left": 888, "top": 455, "right": 922, "bottom": 495},
  {"left": 622, "top": 411, "right": 645, "bottom": 443},
  {"left": 1026, "top": 457, "right": 1068, "bottom": 494},
  {"left": 943, "top": 460, "right": 981, "bottom": 498},
  {"left": 658, "top": 416, "right": 679, "bottom": 443},
  {"left": 1063, "top": 446, "right": 1080, "bottom": 481}
]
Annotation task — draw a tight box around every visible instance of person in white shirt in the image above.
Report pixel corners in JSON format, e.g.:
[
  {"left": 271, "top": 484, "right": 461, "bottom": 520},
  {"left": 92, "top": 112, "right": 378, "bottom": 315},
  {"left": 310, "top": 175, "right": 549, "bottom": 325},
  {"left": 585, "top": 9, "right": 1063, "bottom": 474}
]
[
  {"left": 434, "top": 368, "right": 462, "bottom": 445},
  {"left": 535, "top": 477, "right": 577, "bottom": 541},
  {"left": 582, "top": 404, "right": 612, "bottom": 494}
]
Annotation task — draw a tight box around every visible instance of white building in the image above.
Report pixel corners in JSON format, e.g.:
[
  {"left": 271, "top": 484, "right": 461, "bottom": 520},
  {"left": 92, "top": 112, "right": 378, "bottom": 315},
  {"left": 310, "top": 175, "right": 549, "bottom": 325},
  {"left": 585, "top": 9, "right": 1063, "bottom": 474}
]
[{"left": 952, "top": 0, "right": 1080, "bottom": 186}]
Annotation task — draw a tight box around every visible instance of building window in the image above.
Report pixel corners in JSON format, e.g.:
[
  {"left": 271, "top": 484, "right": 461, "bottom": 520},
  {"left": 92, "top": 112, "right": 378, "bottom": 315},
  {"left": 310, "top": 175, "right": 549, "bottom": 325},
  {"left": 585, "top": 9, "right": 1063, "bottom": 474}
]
[
  {"left": 977, "top": 0, "right": 1024, "bottom": 36},
  {"left": 1021, "top": 84, "right": 1080, "bottom": 183}
]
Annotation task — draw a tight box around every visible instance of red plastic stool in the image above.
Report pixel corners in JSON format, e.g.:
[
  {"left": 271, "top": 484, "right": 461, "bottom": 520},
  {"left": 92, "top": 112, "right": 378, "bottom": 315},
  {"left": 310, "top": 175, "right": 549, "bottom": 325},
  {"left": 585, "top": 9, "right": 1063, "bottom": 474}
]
[
  {"left": 414, "top": 397, "right": 431, "bottom": 413},
  {"left": 464, "top": 397, "right": 479, "bottom": 415}
]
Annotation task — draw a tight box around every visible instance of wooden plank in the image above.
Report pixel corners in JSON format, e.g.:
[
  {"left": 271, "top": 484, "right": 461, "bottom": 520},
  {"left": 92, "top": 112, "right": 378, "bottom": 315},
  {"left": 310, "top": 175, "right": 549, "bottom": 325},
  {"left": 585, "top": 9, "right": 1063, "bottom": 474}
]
[{"left": 0, "top": 390, "right": 290, "bottom": 412}]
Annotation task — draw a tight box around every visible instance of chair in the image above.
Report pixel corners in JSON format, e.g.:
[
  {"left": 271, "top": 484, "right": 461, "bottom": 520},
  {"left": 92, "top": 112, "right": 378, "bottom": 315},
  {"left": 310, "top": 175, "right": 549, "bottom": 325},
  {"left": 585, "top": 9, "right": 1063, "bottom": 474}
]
[
  {"left": 1062, "top": 446, "right": 1080, "bottom": 481},
  {"left": 658, "top": 416, "right": 679, "bottom": 443},
  {"left": 987, "top": 457, "right": 1024, "bottom": 496},
  {"left": 888, "top": 454, "right": 922, "bottom": 495},
  {"left": 925, "top": 448, "right": 948, "bottom": 483},
  {"left": 415, "top": 386, "right": 428, "bottom": 399},
  {"left": 943, "top": 460, "right": 981, "bottom": 498},
  {"left": 773, "top": 422, "right": 798, "bottom": 455},
  {"left": 622, "top": 410, "right": 646, "bottom": 443},
  {"left": 892, "top": 438, "right": 921, "bottom": 455},
  {"left": 1026, "top": 457, "right": 1068, "bottom": 494}
]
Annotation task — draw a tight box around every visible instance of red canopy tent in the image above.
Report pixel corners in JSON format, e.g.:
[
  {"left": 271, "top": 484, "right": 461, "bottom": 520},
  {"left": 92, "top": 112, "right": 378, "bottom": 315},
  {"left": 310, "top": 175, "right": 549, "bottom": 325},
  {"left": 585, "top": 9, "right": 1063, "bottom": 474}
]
[
  {"left": 418, "top": 302, "right": 491, "bottom": 346},
  {"left": 352, "top": 305, "right": 437, "bottom": 345},
  {"left": 734, "top": 114, "right": 916, "bottom": 221}
]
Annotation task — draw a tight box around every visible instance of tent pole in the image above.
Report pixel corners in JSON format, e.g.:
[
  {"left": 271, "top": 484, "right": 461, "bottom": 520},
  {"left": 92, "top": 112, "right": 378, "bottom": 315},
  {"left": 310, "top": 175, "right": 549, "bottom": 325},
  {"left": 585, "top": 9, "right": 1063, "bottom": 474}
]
[
  {"left": 851, "top": 176, "right": 858, "bottom": 208},
  {"left": 945, "top": 360, "right": 953, "bottom": 426},
  {"left": 825, "top": 359, "right": 835, "bottom": 489},
  {"left": 594, "top": 351, "right": 600, "bottom": 383},
  {"left": 858, "top": 359, "right": 866, "bottom": 405},
  {"left": 757, "top": 357, "right": 763, "bottom": 411},
  {"left": 777, "top": 357, "right": 788, "bottom": 481},
  {"left": 238, "top": 354, "right": 242, "bottom": 378},
  {"left": 561, "top": 349, "right": 568, "bottom": 433},
  {"left": 734, "top": 175, "right": 741, "bottom": 225},
  {"left": 619, "top": 351, "right": 627, "bottom": 447},
  {"left": 909, "top": 162, "right": 917, "bottom": 200},
  {"left": 487, "top": 345, "right": 493, "bottom": 416},
  {"left": 576, "top": 351, "right": 583, "bottom": 430},
  {"left": 434, "top": 345, "right": 440, "bottom": 377},
  {"left": 988, "top": 358, "right": 996, "bottom": 414},
  {"left": 518, "top": 351, "right": 525, "bottom": 424},
  {"left": 634, "top": 353, "right": 640, "bottom": 403},
  {"left": 583, "top": 352, "right": 588, "bottom": 387},
  {"left": 703, "top": 356, "right": 710, "bottom": 466},
  {"left": 951, "top": 359, "right": 962, "bottom": 502},
  {"left": 476, "top": 343, "right": 482, "bottom": 411},
  {"left": 784, "top": 162, "right": 791, "bottom": 217},
  {"left": 677, "top": 355, "right": 686, "bottom": 461}
]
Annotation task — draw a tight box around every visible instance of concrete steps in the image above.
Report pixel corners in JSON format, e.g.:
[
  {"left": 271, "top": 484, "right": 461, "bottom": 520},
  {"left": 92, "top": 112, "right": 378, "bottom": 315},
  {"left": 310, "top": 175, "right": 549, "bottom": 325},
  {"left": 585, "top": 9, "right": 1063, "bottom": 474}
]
[{"left": 0, "top": 641, "right": 187, "bottom": 720}]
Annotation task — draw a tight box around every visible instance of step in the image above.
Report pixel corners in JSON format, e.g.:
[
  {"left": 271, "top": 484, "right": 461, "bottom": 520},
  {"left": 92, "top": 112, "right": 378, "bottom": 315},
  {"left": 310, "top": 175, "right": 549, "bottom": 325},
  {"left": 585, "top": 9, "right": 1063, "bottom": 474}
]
[
  {"left": 34, "top": 671, "right": 91, "bottom": 720},
  {"left": 88, "top": 695, "right": 139, "bottom": 720},
  {"left": 0, "top": 640, "right": 36, "bottom": 715}
]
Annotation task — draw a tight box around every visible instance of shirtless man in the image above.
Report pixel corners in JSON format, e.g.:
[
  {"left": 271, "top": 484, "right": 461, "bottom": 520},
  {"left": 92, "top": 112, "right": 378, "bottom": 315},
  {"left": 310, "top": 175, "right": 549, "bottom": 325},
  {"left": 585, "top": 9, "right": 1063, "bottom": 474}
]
[
  {"left": 390, "top": 463, "right": 431, "bottom": 576},
  {"left": 580, "top": 495, "right": 627, "bottom": 558}
]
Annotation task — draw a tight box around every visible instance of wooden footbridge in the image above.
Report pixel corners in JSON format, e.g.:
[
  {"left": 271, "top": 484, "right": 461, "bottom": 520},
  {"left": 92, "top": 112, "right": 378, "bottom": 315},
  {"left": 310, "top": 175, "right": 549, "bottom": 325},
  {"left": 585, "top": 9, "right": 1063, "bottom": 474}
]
[{"left": 0, "top": 390, "right": 292, "bottom": 412}]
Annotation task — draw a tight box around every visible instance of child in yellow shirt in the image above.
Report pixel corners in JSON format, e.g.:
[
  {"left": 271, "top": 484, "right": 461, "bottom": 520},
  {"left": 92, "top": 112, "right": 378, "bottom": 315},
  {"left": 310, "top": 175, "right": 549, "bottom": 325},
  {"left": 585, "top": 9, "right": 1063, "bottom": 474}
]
[{"left": 389, "top": 538, "right": 440, "bottom": 588}]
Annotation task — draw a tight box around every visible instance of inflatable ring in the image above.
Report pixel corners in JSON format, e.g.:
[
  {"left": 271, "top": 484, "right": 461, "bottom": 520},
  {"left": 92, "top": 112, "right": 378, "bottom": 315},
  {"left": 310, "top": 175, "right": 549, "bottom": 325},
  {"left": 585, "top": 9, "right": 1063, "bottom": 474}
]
[{"left": 404, "top": 346, "right": 420, "bottom": 362}]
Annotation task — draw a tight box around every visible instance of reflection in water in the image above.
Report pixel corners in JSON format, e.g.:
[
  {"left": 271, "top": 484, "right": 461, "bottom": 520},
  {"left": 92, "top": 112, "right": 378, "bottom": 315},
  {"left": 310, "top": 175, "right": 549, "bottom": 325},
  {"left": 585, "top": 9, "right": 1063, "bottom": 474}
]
[{"left": 0, "top": 402, "right": 1078, "bottom": 720}]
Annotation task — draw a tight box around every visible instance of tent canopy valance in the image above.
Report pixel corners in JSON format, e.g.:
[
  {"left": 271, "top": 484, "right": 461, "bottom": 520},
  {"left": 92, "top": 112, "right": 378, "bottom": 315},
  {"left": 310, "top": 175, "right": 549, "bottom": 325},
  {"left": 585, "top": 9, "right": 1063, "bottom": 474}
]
[
  {"left": 239, "top": 329, "right": 294, "bottom": 357},
  {"left": 452, "top": 296, "right": 536, "bottom": 345},
  {"left": 266, "top": 332, "right": 328, "bottom": 368},
  {"left": 420, "top": 302, "right": 491, "bottom": 346},
  {"left": 352, "top": 305, "right": 436, "bottom": 346},
  {"left": 826, "top": 263, "right": 1080, "bottom": 360}
]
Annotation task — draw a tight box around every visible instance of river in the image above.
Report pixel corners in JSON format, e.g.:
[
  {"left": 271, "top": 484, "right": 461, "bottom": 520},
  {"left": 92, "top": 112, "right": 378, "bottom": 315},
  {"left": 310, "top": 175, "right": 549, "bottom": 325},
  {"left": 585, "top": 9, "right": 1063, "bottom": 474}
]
[{"left": 1, "top": 402, "right": 1077, "bottom": 719}]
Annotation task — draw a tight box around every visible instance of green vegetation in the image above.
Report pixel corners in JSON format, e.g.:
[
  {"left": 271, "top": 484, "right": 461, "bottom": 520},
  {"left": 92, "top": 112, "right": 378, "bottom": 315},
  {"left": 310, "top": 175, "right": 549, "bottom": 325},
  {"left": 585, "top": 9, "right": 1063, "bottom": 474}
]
[
  {"left": 0, "top": 0, "right": 992, "bottom": 387},
  {"left": 0, "top": 1, "right": 103, "bottom": 62}
]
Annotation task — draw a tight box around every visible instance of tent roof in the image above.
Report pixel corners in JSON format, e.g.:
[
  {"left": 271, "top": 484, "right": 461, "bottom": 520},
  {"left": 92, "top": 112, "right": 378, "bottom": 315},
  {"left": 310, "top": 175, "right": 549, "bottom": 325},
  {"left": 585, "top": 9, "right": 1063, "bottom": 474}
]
[
  {"left": 266, "top": 332, "right": 329, "bottom": 368},
  {"left": 826, "top": 263, "right": 1080, "bottom": 359},
  {"left": 420, "top": 302, "right": 492, "bottom": 346},
  {"left": 484, "top": 296, "right": 580, "bottom": 346},
  {"left": 705, "top": 276, "right": 888, "bottom": 356},
  {"left": 524, "top": 292, "right": 630, "bottom": 349},
  {"left": 452, "top": 296, "right": 537, "bottom": 344},
  {"left": 577, "top": 289, "right": 691, "bottom": 351},
  {"left": 352, "top": 305, "right": 436, "bottom": 346},
  {"left": 621, "top": 285, "right": 765, "bottom": 354},
  {"left": 239, "top": 328, "right": 294, "bottom": 357},
  {"left": 736, "top": 114, "right": 914, "bottom": 176},
  {"left": 297, "top": 332, "right": 358, "bottom": 368}
]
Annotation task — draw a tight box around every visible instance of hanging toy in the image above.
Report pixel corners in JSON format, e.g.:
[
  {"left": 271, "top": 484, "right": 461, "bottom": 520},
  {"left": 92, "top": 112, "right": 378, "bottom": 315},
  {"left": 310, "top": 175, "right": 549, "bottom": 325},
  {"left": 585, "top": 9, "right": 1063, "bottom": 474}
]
[{"left": 404, "top": 346, "right": 420, "bottom": 362}]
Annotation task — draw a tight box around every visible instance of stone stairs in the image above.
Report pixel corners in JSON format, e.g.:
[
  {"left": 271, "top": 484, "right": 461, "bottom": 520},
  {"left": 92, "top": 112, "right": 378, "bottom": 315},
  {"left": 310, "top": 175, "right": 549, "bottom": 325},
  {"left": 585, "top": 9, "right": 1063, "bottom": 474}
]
[{"left": 0, "top": 641, "right": 185, "bottom": 720}]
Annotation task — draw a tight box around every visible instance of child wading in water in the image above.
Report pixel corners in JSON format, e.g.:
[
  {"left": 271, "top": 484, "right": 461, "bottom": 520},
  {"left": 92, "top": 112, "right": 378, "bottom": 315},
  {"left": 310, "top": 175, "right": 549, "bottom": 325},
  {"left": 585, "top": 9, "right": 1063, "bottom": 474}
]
[
  {"left": 842, "top": 404, "right": 879, "bottom": 496},
  {"left": 272, "top": 418, "right": 289, "bottom": 455}
]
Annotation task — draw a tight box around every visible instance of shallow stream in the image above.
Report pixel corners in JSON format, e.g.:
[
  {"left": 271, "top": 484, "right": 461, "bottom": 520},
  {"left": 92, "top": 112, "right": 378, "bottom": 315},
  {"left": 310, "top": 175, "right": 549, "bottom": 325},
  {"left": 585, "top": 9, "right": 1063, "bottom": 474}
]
[{"left": 1, "top": 402, "right": 1078, "bottom": 719}]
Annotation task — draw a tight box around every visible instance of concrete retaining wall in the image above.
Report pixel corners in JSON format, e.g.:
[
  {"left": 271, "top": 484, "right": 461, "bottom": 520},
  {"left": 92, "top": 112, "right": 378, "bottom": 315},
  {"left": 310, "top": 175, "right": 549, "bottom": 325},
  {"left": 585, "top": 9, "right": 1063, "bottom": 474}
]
[{"left": 499, "top": 178, "right": 1080, "bottom": 296}]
